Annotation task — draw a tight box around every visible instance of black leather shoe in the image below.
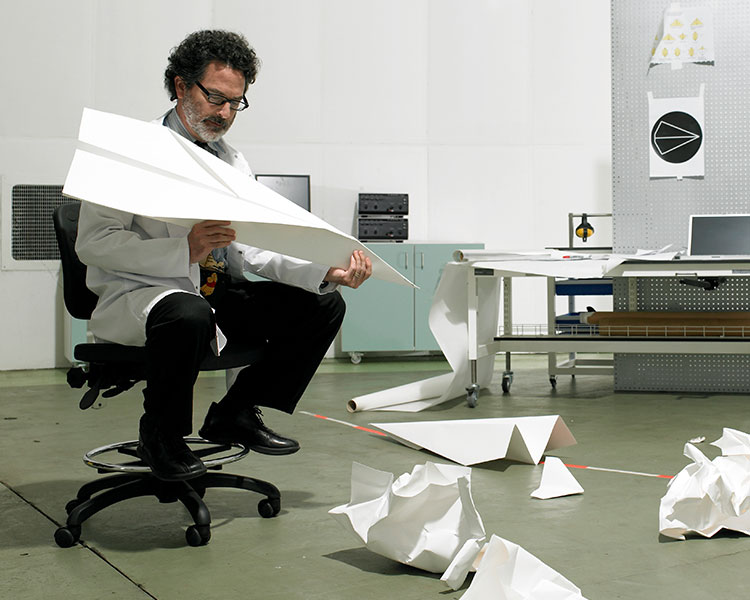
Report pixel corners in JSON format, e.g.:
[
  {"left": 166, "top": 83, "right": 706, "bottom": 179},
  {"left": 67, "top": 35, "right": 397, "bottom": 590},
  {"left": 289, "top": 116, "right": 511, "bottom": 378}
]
[
  {"left": 137, "top": 415, "right": 207, "bottom": 481},
  {"left": 199, "top": 402, "right": 300, "bottom": 455}
]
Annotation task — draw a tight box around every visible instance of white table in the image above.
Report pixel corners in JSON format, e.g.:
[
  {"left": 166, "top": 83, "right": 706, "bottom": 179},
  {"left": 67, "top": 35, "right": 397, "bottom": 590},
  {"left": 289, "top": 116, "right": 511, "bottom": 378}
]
[
  {"left": 348, "top": 253, "right": 750, "bottom": 412},
  {"left": 465, "top": 256, "right": 750, "bottom": 403}
]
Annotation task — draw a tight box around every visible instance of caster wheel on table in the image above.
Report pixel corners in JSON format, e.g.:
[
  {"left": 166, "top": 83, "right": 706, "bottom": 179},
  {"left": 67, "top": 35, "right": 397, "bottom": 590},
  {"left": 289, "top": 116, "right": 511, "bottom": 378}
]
[
  {"left": 549, "top": 377, "right": 557, "bottom": 389},
  {"left": 349, "top": 352, "right": 363, "bottom": 365},
  {"left": 465, "top": 384, "right": 479, "bottom": 408},
  {"left": 501, "top": 375, "right": 512, "bottom": 393},
  {"left": 185, "top": 524, "right": 211, "bottom": 546}
]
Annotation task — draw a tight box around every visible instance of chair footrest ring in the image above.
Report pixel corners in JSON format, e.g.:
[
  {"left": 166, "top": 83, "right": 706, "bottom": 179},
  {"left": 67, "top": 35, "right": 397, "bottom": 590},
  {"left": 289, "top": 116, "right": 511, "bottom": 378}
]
[{"left": 83, "top": 438, "right": 250, "bottom": 473}]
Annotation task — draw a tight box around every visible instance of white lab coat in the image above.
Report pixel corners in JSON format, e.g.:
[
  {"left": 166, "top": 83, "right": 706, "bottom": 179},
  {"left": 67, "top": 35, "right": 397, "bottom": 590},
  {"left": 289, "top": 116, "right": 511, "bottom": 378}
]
[{"left": 75, "top": 116, "right": 335, "bottom": 347}]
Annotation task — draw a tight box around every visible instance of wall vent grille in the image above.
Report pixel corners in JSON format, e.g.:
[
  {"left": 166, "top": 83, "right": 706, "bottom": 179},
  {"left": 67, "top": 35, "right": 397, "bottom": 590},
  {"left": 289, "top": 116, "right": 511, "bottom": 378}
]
[{"left": 11, "top": 184, "right": 73, "bottom": 260}]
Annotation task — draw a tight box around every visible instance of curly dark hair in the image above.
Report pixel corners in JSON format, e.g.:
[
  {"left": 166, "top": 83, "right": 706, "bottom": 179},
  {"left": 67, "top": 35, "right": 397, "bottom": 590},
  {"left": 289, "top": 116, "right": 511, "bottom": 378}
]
[{"left": 164, "top": 30, "right": 261, "bottom": 101}]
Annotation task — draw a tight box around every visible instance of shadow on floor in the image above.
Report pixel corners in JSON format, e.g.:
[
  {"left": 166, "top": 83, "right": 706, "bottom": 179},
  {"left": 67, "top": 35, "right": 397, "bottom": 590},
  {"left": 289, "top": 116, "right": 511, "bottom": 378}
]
[
  {"left": 5, "top": 478, "right": 325, "bottom": 552},
  {"left": 323, "top": 546, "right": 440, "bottom": 579}
]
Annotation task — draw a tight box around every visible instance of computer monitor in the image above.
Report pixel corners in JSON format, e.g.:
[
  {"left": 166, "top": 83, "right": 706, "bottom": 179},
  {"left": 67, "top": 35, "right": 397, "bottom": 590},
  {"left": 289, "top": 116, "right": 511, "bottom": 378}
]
[
  {"left": 688, "top": 214, "right": 750, "bottom": 256},
  {"left": 255, "top": 174, "right": 310, "bottom": 212}
]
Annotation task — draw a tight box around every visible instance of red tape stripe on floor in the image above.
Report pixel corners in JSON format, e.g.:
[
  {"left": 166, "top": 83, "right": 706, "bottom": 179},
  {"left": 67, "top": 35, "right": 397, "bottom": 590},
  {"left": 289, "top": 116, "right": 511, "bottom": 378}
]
[
  {"left": 543, "top": 460, "right": 672, "bottom": 479},
  {"left": 299, "top": 411, "right": 387, "bottom": 436}
]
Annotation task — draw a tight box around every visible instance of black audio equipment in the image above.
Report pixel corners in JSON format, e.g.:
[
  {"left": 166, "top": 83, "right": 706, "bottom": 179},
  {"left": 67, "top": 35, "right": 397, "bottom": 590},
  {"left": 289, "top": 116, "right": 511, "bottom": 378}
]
[
  {"left": 357, "top": 217, "right": 408, "bottom": 241},
  {"left": 358, "top": 193, "right": 408, "bottom": 215}
]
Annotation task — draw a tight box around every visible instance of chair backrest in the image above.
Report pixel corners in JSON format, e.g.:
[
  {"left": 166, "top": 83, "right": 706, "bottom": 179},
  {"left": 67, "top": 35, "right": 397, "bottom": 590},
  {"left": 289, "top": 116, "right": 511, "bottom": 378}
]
[{"left": 53, "top": 203, "right": 99, "bottom": 320}]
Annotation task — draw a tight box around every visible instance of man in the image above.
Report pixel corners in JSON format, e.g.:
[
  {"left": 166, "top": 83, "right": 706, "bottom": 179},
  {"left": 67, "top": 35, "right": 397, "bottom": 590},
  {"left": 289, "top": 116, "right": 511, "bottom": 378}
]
[{"left": 76, "top": 30, "right": 371, "bottom": 482}]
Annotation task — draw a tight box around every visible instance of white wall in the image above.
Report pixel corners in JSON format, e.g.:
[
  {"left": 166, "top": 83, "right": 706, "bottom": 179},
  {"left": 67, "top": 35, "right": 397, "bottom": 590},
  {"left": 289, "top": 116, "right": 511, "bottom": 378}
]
[{"left": 0, "top": 0, "right": 611, "bottom": 370}]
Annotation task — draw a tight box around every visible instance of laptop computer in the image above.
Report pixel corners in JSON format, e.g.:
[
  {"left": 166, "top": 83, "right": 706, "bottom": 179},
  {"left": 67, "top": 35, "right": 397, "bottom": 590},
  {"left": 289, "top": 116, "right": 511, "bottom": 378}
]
[{"left": 687, "top": 214, "right": 750, "bottom": 258}]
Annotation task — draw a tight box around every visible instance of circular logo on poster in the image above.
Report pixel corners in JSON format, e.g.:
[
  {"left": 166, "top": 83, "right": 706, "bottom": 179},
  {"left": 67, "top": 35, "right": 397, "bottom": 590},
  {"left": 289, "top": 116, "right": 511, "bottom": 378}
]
[{"left": 651, "top": 111, "right": 702, "bottom": 164}]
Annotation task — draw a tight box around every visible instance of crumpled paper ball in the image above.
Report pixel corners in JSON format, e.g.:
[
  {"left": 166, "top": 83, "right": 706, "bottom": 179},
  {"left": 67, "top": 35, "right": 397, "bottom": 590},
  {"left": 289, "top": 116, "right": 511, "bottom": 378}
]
[
  {"left": 329, "top": 461, "right": 485, "bottom": 589},
  {"left": 659, "top": 428, "right": 750, "bottom": 539},
  {"left": 461, "top": 534, "right": 588, "bottom": 600}
]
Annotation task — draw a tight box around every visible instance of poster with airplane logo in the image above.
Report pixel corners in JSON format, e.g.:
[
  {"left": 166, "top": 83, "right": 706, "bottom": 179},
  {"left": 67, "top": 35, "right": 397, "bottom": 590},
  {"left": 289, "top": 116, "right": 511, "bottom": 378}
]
[{"left": 648, "top": 84, "right": 705, "bottom": 179}]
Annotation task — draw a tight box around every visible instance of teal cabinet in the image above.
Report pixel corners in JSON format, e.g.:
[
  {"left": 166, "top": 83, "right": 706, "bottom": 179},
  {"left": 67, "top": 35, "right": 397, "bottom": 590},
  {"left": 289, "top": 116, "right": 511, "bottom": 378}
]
[{"left": 341, "top": 242, "right": 483, "bottom": 359}]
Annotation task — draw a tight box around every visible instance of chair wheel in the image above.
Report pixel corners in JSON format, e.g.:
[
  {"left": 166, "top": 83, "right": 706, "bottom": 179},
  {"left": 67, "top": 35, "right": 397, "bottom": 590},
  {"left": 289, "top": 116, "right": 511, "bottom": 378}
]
[
  {"left": 66, "top": 367, "right": 87, "bottom": 389},
  {"left": 65, "top": 498, "right": 83, "bottom": 514},
  {"left": 258, "top": 498, "right": 280, "bottom": 518},
  {"left": 185, "top": 524, "right": 211, "bottom": 546},
  {"left": 54, "top": 525, "right": 81, "bottom": 548}
]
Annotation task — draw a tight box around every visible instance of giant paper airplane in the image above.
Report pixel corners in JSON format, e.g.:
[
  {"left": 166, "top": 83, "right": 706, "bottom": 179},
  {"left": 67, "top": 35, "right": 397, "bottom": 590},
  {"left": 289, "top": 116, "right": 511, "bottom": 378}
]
[
  {"left": 62, "top": 108, "right": 413, "bottom": 287},
  {"left": 372, "top": 415, "right": 577, "bottom": 466}
]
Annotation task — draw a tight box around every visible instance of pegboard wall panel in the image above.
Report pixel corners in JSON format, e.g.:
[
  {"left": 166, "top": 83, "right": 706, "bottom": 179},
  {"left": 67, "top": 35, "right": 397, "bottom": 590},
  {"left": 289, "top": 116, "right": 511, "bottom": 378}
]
[
  {"left": 611, "top": 2, "right": 750, "bottom": 392},
  {"left": 613, "top": 276, "right": 750, "bottom": 391},
  {"left": 612, "top": 277, "right": 750, "bottom": 311},
  {"left": 614, "top": 353, "right": 750, "bottom": 392},
  {"left": 612, "top": 1, "right": 750, "bottom": 254}
]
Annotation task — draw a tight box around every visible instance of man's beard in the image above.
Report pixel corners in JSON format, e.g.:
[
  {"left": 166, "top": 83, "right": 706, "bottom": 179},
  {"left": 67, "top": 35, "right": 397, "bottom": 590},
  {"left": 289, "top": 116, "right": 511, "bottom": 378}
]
[{"left": 182, "top": 92, "right": 232, "bottom": 142}]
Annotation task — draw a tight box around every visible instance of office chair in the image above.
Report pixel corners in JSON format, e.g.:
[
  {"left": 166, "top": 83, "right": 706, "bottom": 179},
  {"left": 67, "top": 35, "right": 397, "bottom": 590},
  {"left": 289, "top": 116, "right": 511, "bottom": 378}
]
[{"left": 52, "top": 202, "right": 281, "bottom": 547}]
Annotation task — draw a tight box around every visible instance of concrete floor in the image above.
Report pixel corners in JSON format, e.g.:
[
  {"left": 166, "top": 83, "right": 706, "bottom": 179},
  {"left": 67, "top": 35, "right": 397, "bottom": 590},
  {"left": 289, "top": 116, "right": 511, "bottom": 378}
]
[{"left": 2, "top": 354, "right": 750, "bottom": 599}]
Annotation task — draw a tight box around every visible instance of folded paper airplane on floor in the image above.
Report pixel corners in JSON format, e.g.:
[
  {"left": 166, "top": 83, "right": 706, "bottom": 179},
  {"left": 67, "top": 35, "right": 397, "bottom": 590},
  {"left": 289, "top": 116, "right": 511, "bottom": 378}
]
[
  {"left": 659, "top": 428, "right": 750, "bottom": 540},
  {"left": 62, "top": 108, "right": 412, "bottom": 288},
  {"left": 371, "top": 416, "right": 576, "bottom": 466},
  {"left": 329, "top": 461, "right": 485, "bottom": 590},
  {"left": 457, "top": 535, "right": 588, "bottom": 600},
  {"left": 531, "top": 457, "right": 584, "bottom": 499}
]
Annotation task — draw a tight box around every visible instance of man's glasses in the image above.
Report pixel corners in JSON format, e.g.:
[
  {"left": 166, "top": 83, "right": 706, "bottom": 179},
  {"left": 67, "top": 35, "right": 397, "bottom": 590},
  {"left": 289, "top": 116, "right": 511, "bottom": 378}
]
[{"left": 195, "top": 81, "right": 249, "bottom": 111}]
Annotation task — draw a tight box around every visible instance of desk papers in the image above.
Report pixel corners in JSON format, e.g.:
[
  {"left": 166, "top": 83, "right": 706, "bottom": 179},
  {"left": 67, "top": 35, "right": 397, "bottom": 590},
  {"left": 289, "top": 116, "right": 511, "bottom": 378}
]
[
  {"left": 62, "top": 108, "right": 412, "bottom": 288},
  {"left": 460, "top": 535, "right": 588, "bottom": 600},
  {"left": 371, "top": 416, "right": 577, "bottom": 466},
  {"left": 329, "top": 461, "right": 485, "bottom": 589},
  {"left": 659, "top": 428, "right": 750, "bottom": 539}
]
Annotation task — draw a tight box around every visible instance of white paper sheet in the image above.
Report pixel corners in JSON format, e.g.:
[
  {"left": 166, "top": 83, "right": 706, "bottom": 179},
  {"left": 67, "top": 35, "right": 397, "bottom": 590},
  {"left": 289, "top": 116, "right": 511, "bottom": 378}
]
[
  {"left": 711, "top": 427, "right": 750, "bottom": 456},
  {"left": 659, "top": 428, "right": 750, "bottom": 539},
  {"left": 472, "top": 258, "right": 615, "bottom": 279},
  {"left": 531, "top": 457, "right": 584, "bottom": 499},
  {"left": 63, "top": 108, "right": 413, "bottom": 288},
  {"left": 329, "top": 461, "right": 485, "bottom": 590},
  {"left": 348, "top": 262, "right": 499, "bottom": 412},
  {"left": 453, "top": 249, "right": 563, "bottom": 262},
  {"left": 459, "top": 535, "right": 588, "bottom": 600},
  {"left": 371, "top": 416, "right": 577, "bottom": 466}
]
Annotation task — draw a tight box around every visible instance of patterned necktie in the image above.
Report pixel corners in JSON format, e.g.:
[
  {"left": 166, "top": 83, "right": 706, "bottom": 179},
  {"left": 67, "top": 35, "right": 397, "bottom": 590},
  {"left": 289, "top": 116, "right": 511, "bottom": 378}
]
[
  {"left": 194, "top": 140, "right": 218, "bottom": 157},
  {"left": 193, "top": 140, "right": 227, "bottom": 279}
]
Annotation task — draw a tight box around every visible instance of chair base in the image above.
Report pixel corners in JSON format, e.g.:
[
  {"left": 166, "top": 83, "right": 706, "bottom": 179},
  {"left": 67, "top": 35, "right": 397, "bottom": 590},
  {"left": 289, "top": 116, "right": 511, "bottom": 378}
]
[{"left": 54, "top": 441, "right": 281, "bottom": 548}]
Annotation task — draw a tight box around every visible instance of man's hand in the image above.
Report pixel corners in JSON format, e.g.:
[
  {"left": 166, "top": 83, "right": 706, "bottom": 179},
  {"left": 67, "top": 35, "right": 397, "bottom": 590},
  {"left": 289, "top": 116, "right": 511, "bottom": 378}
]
[
  {"left": 188, "top": 220, "right": 236, "bottom": 263},
  {"left": 325, "top": 250, "right": 372, "bottom": 289}
]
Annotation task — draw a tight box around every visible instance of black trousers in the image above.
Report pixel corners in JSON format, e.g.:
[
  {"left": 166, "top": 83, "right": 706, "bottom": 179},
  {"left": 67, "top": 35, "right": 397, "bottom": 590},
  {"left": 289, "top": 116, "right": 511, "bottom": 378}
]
[{"left": 142, "top": 281, "right": 346, "bottom": 435}]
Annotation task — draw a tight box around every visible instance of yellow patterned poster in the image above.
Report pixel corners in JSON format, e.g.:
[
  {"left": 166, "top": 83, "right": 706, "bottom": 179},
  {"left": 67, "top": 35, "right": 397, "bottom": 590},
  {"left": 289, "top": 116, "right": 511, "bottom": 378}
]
[{"left": 650, "top": 3, "right": 714, "bottom": 69}]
